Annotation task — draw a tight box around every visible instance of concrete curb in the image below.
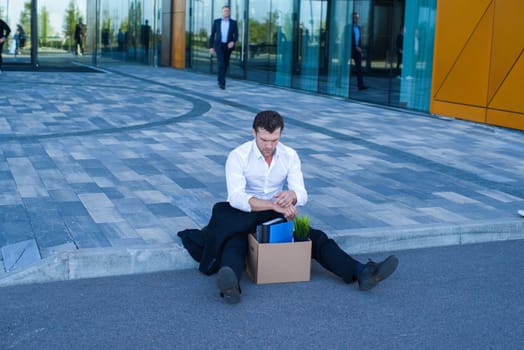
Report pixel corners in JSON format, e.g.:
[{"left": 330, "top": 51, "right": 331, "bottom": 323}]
[
  {"left": 335, "top": 219, "right": 524, "bottom": 254},
  {"left": 0, "top": 244, "right": 197, "bottom": 288},
  {"left": 1, "top": 219, "right": 523, "bottom": 288}
]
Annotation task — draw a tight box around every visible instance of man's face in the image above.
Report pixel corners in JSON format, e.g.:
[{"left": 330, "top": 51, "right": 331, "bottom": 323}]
[
  {"left": 254, "top": 127, "right": 281, "bottom": 159},
  {"left": 353, "top": 13, "right": 359, "bottom": 24},
  {"left": 222, "top": 7, "right": 230, "bottom": 19}
]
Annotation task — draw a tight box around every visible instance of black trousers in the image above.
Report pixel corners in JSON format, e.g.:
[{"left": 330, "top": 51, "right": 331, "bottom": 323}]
[
  {"left": 76, "top": 39, "right": 83, "bottom": 55},
  {"left": 351, "top": 48, "right": 365, "bottom": 88},
  {"left": 213, "top": 203, "right": 363, "bottom": 283},
  {"left": 215, "top": 43, "right": 233, "bottom": 86}
]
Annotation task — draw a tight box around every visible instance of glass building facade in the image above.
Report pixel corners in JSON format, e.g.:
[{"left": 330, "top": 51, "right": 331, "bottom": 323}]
[
  {"left": 1, "top": 0, "right": 436, "bottom": 113},
  {"left": 0, "top": 0, "right": 164, "bottom": 68},
  {"left": 186, "top": 0, "right": 436, "bottom": 112}
]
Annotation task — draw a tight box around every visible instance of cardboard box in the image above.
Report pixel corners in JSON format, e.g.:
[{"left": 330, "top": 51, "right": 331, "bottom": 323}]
[{"left": 246, "top": 233, "right": 311, "bottom": 284}]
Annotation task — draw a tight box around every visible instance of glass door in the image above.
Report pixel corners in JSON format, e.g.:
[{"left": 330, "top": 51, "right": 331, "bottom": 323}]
[
  {"left": 0, "top": 0, "right": 32, "bottom": 66},
  {"left": 97, "top": 0, "right": 162, "bottom": 66},
  {"left": 35, "top": 0, "right": 89, "bottom": 67},
  {"left": 291, "top": 0, "right": 327, "bottom": 92},
  {"left": 348, "top": 0, "right": 404, "bottom": 106},
  {"left": 225, "top": 0, "right": 246, "bottom": 80},
  {"left": 322, "top": 0, "right": 353, "bottom": 97},
  {"left": 189, "top": 0, "right": 212, "bottom": 72},
  {"left": 245, "top": 0, "right": 294, "bottom": 86},
  {"left": 399, "top": 0, "right": 436, "bottom": 111}
]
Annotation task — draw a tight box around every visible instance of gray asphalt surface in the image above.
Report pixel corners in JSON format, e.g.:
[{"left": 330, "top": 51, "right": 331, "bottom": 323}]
[{"left": 2, "top": 239, "right": 524, "bottom": 350}]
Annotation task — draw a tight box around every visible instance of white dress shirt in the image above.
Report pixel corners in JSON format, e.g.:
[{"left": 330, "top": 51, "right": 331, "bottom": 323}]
[
  {"left": 221, "top": 19, "right": 230, "bottom": 43},
  {"left": 225, "top": 140, "right": 308, "bottom": 212}
]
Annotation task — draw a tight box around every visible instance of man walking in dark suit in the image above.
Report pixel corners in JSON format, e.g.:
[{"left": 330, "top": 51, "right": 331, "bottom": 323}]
[
  {"left": 209, "top": 5, "right": 238, "bottom": 89},
  {"left": 351, "top": 12, "right": 368, "bottom": 90}
]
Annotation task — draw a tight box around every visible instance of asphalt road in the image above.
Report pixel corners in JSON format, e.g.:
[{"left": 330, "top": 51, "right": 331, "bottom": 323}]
[{"left": 2, "top": 239, "right": 524, "bottom": 350}]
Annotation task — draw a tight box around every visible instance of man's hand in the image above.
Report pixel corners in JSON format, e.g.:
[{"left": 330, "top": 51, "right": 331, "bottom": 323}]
[
  {"left": 227, "top": 42, "right": 234, "bottom": 49},
  {"left": 273, "top": 190, "right": 297, "bottom": 208},
  {"left": 209, "top": 48, "right": 215, "bottom": 56},
  {"left": 248, "top": 191, "right": 298, "bottom": 220},
  {"left": 273, "top": 202, "right": 297, "bottom": 221},
  {"left": 0, "top": 38, "right": 4, "bottom": 44}
]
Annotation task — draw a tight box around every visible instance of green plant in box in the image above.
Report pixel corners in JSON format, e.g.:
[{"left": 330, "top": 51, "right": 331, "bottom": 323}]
[{"left": 293, "top": 215, "right": 310, "bottom": 242}]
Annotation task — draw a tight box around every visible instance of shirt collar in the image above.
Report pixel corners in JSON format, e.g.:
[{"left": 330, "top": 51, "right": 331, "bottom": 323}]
[{"left": 252, "top": 139, "right": 280, "bottom": 160}]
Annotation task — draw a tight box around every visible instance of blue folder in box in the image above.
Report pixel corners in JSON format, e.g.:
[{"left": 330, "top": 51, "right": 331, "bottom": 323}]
[{"left": 267, "top": 220, "right": 294, "bottom": 243}]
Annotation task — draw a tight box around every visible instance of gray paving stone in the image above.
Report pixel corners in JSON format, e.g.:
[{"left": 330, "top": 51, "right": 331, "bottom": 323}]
[
  {"left": 0, "top": 65, "right": 523, "bottom": 285},
  {"left": 1, "top": 239, "right": 41, "bottom": 272}
]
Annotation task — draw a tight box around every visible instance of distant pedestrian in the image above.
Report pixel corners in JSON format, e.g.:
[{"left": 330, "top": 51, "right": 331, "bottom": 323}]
[
  {"left": 14, "top": 25, "right": 26, "bottom": 56},
  {"left": 117, "top": 29, "right": 125, "bottom": 52},
  {"left": 140, "top": 20, "right": 151, "bottom": 61},
  {"left": 349, "top": 12, "right": 368, "bottom": 90},
  {"left": 18, "top": 25, "right": 26, "bottom": 50},
  {"left": 209, "top": 5, "right": 238, "bottom": 89},
  {"left": 0, "top": 18, "right": 11, "bottom": 73},
  {"left": 74, "top": 18, "right": 85, "bottom": 55}
]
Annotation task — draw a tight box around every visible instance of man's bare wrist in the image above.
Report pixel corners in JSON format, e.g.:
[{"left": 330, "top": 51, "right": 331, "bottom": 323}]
[{"left": 291, "top": 191, "right": 297, "bottom": 204}]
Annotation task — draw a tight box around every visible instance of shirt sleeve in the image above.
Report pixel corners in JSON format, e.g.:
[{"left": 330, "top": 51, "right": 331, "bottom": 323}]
[
  {"left": 225, "top": 148, "right": 253, "bottom": 212},
  {"left": 286, "top": 149, "right": 308, "bottom": 206}
]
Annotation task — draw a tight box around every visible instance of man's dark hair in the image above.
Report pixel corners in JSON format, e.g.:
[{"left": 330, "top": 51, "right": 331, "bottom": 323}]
[{"left": 253, "top": 110, "right": 284, "bottom": 133}]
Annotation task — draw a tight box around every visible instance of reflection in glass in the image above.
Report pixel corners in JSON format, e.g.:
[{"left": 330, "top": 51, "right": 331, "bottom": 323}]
[
  {"left": 274, "top": 4, "right": 292, "bottom": 87},
  {"left": 98, "top": 0, "right": 161, "bottom": 66},
  {"left": 33, "top": 0, "right": 88, "bottom": 66},
  {"left": 1, "top": 0, "right": 162, "bottom": 68},
  {"left": 246, "top": 1, "right": 274, "bottom": 83},
  {"left": 325, "top": 1, "right": 352, "bottom": 97},
  {"left": 400, "top": 0, "right": 436, "bottom": 111},
  {"left": 226, "top": 0, "right": 245, "bottom": 79},
  {"left": 184, "top": 0, "right": 437, "bottom": 115},
  {"left": 293, "top": 0, "right": 326, "bottom": 92},
  {"left": 189, "top": 0, "right": 212, "bottom": 72},
  {"left": 0, "top": 0, "right": 32, "bottom": 65}
]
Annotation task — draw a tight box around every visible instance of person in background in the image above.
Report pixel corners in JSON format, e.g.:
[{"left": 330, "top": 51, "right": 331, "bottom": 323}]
[
  {"left": 141, "top": 20, "right": 151, "bottom": 62},
  {"left": 75, "top": 18, "right": 85, "bottom": 56},
  {"left": 209, "top": 5, "right": 238, "bottom": 90},
  {"left": 178, "top": 110, "right": 399, "bottom": 304},
  {"left": 18, "top": 25, "right": 26, "bottom": 51},
  {"left": 117, "top": 29, "right": 125, "bottom": 52},
  {"left": 0, "top": 18, "right": 11, "bottom": 73},
  {"left": 350, "top": 12, "right": 368, "bottom": 90},
  {"left": 13, "top": 26, "right": 19, "bottom": 57},
  {"left": 14, "top": 25, "right": 26, "bottom": 56}
]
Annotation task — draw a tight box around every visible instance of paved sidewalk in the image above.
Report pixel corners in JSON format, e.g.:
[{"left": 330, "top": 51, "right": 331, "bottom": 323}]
[{"left": 1, "top": 65, "right": 523, "bottom": 286}]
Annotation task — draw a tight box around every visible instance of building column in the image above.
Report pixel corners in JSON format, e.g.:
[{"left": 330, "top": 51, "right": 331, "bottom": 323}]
[{"left": 171, "top": 0, "right": 186, "bottom": 68}]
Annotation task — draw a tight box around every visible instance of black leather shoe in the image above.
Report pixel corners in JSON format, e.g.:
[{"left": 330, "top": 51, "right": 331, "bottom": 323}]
[
  {"left": 219, "top": 84, "right": 225, "bottom": 89},
  {"left": 358, "top": 85, "right": 369, "bottom": 91},
  {"left": 358, "top": 255, "right": 399, "bottom": 291},
  {"left": 217, "top": 266, "right": 241, "bottom": 304}
]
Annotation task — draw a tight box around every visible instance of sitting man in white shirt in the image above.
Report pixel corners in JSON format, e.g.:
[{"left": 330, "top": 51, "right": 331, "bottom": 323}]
[{"left": 178, "top": 110, "right": 398, "bottom": 304}]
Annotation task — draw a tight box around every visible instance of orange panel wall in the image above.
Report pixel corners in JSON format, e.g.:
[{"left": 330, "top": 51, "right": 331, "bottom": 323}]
[{"left": 431, "top": 0, "right": 524, "bottom": 131}]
